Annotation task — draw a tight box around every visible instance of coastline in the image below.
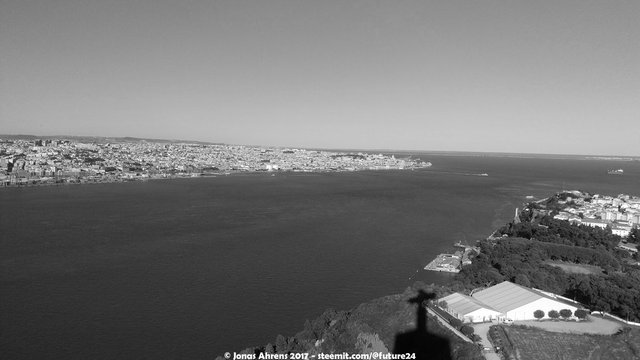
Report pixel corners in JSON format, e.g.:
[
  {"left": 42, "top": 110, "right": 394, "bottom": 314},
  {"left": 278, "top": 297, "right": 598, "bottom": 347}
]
[
  {"left": 0, "top": 136, "right": 432, "bottom": 188},
  {"left": 0, "top": 166, "right": 434, "bottom": 189}
]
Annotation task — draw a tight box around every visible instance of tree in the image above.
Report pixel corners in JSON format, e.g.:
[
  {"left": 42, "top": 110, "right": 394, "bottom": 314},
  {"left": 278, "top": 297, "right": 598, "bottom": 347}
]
[
  {"left": 514, "top": 274, "right": 531, "bottom": 288},
  {"left": 264, "top": 343, "right": 275, "bottom": 354},
  {"left": 548, "top": 310, "right": 560, "bottom": 320},
  {"left": 559, "top": 309, "right": 573, "bottom": 320},
  {"left": 534, "top": 310, "right": 545, "bottom": 321},
  {"left": 275, "top": 335, "right": 287, "bottom": 352},
  {"left": 574, "top": 309, "right": 588, "bottom": 320},
  {"left": 450, "top": 318, "right": 462, "bottom": 329},
  {"left": 460, "top": 325, "right": 474, "bottom": 336}
]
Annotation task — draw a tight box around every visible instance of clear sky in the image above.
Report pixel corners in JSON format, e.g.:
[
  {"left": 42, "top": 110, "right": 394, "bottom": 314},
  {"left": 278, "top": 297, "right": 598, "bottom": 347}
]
[{"left": 1, "top": 1, "right": 639, "bottom": 156}]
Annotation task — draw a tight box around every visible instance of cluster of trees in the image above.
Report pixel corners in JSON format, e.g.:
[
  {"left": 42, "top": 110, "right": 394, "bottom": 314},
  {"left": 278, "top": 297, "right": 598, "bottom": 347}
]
[
  {"left": 487, "top": 237, "right": 619, "bottom": 270},
  {"left": 499, "top": 215, "right": 622, "bottom": 251},
  {"left": 455, "top": 241, "right": 572, "bottom": 294}
]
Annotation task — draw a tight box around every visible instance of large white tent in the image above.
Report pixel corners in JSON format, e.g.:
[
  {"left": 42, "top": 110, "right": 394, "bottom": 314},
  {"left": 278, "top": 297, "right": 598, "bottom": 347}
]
[
  {"left": 439, "top": 281, "right": 583, "bottom": 322},
  {"left": 439, "top": 292, "right": 501, "bottom": 323},
  {"left": 472, "top": 281, "right": 580, "bottom": 321}
]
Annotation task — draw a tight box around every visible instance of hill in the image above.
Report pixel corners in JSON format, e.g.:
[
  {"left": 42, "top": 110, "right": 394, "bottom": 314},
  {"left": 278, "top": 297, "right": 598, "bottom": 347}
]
[{"left": 219, "top": 283, "right": 483, "bottom": 360}]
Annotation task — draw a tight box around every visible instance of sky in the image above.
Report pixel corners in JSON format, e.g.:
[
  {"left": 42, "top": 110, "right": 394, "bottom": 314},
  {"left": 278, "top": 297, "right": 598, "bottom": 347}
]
[{"left": 1, "top": 0, "right": 639, "bottom": 156}]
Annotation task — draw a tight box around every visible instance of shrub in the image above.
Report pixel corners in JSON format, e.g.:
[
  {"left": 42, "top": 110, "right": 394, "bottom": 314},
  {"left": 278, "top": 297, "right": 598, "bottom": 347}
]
[
  {"left": 574, "top": 309, "right": 588, "bottom": 320},
  {"left": 534, "top": 310, "right": 545, "bottom": 320},
  {"left": 450, "top": 318, "right": 462, "bottom": 329},
  {"left": 460, "top": 325, "right": 474, "bottom": 336},
  {"left": 548, "top": 310, "right": 560, "bottom": 320},
  {"left": 559, "top": 309, "right": 573, "bottom": 320}
]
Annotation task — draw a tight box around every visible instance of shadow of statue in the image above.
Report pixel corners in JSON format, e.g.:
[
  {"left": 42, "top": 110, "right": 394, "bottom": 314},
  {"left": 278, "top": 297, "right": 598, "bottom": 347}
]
[{"left": 394, "top": 290, "right": 452, "bottom": 360}]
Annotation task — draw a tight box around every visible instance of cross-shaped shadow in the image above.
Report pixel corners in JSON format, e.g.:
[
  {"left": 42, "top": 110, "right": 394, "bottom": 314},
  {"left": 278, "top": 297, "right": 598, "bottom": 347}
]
[{"left": 393, "top": 290, "right": 452, "bottom": 360}]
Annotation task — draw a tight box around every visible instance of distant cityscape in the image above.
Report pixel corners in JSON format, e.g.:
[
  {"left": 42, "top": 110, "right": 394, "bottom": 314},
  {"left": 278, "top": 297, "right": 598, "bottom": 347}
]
[
  {"left": 551, "top": 191, "right": 640, "bottom": 241},
  {"left": 0, "top": 137, "right": 431, "bottom": 187}
]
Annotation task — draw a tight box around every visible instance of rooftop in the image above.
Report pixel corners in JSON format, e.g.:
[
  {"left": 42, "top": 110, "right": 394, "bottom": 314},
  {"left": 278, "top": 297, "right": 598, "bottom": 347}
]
[
  {"left": 440, "top": 292, "right": 500, "bottom": 315},
  {"left": 472, "top": 281, "right": 549, "bottom": 313}
]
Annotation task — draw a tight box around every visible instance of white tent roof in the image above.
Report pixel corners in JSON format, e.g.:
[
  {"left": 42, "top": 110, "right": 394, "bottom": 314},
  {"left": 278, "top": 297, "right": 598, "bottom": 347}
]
[
  {"left": 441, "top": 292, "right": 500, "bottom": 316},
  {"left": 472, "top": 281, "right": 555, "bottom": 313}
]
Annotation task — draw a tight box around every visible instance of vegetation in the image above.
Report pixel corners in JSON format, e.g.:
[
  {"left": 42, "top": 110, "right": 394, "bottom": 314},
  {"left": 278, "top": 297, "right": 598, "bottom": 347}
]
[
  {"left": 454, "top": 209, "right": 640, "bottom": 322},
  {"left": 460, "top": 325, "right": 474, "bottom": 336},
  {"left": 499, "top": 215, "right": 622, "bottom": 253},
  {"left": 574, "top": 309, "right": 588, "bottom": 320},
  {"left": 490, "top": 325, "right": 640, "bottom": 360},
  {"left": 534, "top": 310, "right": 545, "bottom": 320},
  {"left": 450, "top": 318, "right": 463, "bottom": 329},
  {"left": 220, "top": 283, "right": 483, "bottom": 360},
  {"left": 559, "top": 309, "right": 572, "bottom": 320}
]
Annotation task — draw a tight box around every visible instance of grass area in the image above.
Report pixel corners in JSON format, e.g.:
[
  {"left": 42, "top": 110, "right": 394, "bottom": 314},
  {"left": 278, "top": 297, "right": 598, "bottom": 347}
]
[
  {"left": 489, "top": 325, "right": 640, "bottom": 360},
  {"left": 544, "top": 260, "right": 603, "bottom": 275}
]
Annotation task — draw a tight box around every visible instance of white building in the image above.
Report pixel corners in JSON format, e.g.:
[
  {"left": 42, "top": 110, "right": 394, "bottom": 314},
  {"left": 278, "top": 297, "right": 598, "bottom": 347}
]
[
  {"left": 581, "top": 218, "right": 609, "bottom": 230},
  {"left": 439, "top": 281, "right": 583, "bottom": 322},
  {"left": 472, "top": 281, "right": 580, "bottom": 321},
  {"left": 612, "top": 224, "right": 632, "bottom": 238},
  {"left": 439, "top": 292, "right": 501, "bottom": 323},
  {"left": 618, "top": 242, "right": 638, "bottom": 253}
]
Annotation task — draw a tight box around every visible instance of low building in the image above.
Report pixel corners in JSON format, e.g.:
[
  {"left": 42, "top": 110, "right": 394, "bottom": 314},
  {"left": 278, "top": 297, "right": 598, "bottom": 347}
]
[
  {"left": 439, "top": 292, "right": 501, "bottom": 323},
  {"left": 580, "top": 218, "right": 609, "bottom": 229},
  {"left": 618, "top": 242, "right": 638, "bottom": 253},
  {"left": 438, "top": 281, "right": 583, "bottom": 322},
  {"left": 612, "top": 224, "right": 632, "bottom": 238},
  {"left": 472, "top": 281, "right": 580, "bottom": 321}
]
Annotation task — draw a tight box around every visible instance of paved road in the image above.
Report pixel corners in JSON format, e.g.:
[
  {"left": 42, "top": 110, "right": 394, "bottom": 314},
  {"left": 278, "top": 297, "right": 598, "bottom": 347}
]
[
  {"left": 427, "top": 308, "right": 502, "bottom": 360},
  {"left": 471, "top": 323, "right": 501, "bottom": 360}
]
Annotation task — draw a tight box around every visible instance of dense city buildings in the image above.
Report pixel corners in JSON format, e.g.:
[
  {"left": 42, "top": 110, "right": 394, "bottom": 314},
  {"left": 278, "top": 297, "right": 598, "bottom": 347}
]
[
  {"left": 0, "top": 137, "right": 431, "bottom": 186},
  {"left": 549, "top": 191, "right": 640, "bottom": 239}
]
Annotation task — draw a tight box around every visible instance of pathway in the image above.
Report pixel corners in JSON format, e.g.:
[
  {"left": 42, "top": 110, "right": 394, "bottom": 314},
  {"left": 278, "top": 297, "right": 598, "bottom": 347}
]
[
  {"left": 427, "top": 307, "right": 503, "bottom": 360},
  {"left": 472, "top": 322, "right": 501, "bottom": 360},
  {"left": 426, "top": 307, "right": 472, "bottom": 343}
]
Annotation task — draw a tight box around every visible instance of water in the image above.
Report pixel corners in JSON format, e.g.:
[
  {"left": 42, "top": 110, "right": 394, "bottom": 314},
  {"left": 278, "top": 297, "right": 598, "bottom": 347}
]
[{"left": 1, "top": 154, "right": 638, "bottom": 359}]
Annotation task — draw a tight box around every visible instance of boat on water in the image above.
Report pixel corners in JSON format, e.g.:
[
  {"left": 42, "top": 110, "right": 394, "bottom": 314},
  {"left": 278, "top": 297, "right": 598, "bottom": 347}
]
[{"left": 608, "top": 169, "right": 624, "bottom": 175}]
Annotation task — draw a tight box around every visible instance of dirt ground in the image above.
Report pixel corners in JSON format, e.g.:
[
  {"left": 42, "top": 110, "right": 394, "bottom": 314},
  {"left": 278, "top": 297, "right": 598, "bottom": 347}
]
[{"left": 513, "top": 316, "right": 622, "bottom": 335}]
